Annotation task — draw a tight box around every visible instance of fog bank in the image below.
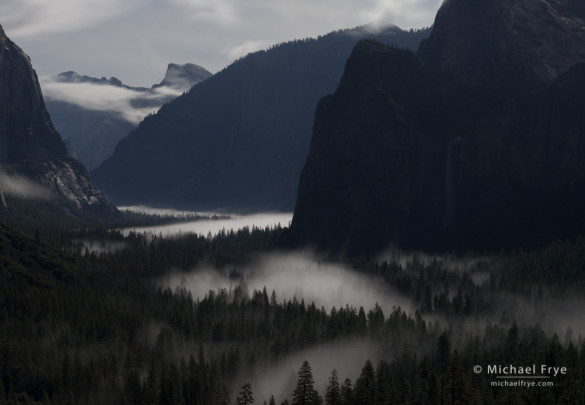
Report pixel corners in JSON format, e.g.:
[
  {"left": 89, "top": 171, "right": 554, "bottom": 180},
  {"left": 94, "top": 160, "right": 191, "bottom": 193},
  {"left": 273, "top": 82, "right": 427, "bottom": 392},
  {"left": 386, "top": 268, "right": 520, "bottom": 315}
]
[
  {"left": 0, "top": 171, "right": 51, "bottom": 199},
  {"left": 119, "top": 209, "right": 292, "bottom": 239},
  {"left": 160, "top": 251, "right": 412, "bottom": 314}
]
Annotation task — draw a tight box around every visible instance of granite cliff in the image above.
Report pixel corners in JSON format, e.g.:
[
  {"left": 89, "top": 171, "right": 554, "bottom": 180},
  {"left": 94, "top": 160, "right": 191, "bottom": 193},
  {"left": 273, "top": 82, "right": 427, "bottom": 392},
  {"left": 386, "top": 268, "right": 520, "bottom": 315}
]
[
  {"left": 287, "top": 0, "right": 585, "bottom": 255},
  {"left": 0, "top": 24, "right": 117, "bottom": 221}
]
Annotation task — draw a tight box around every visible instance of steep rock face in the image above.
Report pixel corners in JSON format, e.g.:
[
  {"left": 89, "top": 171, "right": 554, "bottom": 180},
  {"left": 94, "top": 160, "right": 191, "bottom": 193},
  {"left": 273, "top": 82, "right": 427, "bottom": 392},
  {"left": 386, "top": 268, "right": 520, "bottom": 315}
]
[
  {"left": 44, "top": 64, "right": 212, "bottom": 169},
  {"left": 418, "top": 0, "right": 585, "bottom": 85},
  {"left": 0, "top": 25, "right": 117, "bottom": 220},
  {"left": 92, "top": 26, "right": 430, "bottom": 211},
  {"left": 288, "top": 42, "right": 466, "bottom": 254},
  {"left": 288, "top": 0, "right": 585, "bottom": 255},
  {"left": 0, "top": 25, "right": 67, "bottom": 162}
]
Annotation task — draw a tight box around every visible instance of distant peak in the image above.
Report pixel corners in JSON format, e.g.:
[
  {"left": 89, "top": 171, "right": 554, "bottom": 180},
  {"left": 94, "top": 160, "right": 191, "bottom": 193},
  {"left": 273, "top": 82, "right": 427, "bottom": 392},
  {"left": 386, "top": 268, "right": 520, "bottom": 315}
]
[
  {"left": 156, "top": 63, "right": 212, "bottom": 91},
  {"left": 54, "top": 71, "right": 124, "bottom": 87}
]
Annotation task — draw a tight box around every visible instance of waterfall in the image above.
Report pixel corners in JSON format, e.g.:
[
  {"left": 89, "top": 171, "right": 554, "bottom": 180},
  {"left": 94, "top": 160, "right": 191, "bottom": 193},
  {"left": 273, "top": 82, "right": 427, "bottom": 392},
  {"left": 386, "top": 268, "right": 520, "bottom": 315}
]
[
  {"left": 0, "top": 185, "right": 8, "bottom": 215},
  {"left": 444, "top": 138, "right": 460, "bottom": 225}
]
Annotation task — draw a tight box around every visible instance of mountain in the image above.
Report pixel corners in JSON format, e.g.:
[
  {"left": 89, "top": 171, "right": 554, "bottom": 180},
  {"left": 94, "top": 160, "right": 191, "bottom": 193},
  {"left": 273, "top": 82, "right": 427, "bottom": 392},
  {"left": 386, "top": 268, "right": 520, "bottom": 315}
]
[
  {"left": 92, "top": 25, "right": 430, "bottom": 211},
  {"left": 287, "top": 0, "right": 585, "bottom": 256},
  {"left": 0, "top": 24, "right": 117, "bottom": 222},
  {"left": 43, "top": 63, "right": 212, "bottom": 170}
]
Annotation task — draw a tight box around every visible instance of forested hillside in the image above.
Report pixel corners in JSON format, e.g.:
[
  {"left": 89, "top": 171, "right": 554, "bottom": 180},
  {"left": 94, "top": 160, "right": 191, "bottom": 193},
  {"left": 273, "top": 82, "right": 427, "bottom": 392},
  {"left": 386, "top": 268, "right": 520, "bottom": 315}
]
[{"left": 2, "top": 221, "right": 585, "bottom": 404}]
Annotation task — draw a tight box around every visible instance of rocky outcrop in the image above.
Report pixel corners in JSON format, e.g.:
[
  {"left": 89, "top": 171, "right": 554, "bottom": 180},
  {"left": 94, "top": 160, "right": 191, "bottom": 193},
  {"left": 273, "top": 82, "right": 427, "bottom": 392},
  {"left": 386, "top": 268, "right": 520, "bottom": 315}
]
[
  {"left": 287, "top": 0, "right": 585, "bottom": 255},
  {"left": 155, "top": 63, "right": 212, "bottom": 91},
  {"left": 0, "top": 24, "right": 117, "bottom": 220}
]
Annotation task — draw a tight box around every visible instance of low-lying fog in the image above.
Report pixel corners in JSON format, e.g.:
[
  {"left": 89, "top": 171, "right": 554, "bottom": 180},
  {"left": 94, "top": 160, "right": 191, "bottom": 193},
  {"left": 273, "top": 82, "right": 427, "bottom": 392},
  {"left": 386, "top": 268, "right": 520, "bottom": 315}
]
[
  {"left": 160, "top": 252, "right": 413, "bottom": 314},
  {"left": 0, "top": 171, "right": 51, "bottom": 199},
  {"left": 118, "top": 206, "right": 292, "bottom": 239}
]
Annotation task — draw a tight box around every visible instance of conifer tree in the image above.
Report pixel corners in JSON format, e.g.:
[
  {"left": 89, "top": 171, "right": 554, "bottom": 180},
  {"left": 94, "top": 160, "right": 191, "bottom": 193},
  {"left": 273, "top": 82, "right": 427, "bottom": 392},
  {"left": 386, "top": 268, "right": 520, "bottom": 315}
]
[
  {"left": 236, "top": 382, "right": 254, "bottom": 405},
  {"left": 325, "top": 369, "right": 341, "bottom": 405},
  {"left": 292, "top": 361, "right": 321, "bottom": 405},
  {"left": 354, "top": 360, "right": 375, "bottom": 405},
  {"left": 340, "top": 378, "right": 354, "bottom": 405}
]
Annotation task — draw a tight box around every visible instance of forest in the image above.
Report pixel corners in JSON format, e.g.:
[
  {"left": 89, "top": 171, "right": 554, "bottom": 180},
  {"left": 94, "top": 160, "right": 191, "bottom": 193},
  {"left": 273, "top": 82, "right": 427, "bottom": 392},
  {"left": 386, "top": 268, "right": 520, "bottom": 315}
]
[{"left": 2, "top": 216, "right": 585, "bottom": 404}]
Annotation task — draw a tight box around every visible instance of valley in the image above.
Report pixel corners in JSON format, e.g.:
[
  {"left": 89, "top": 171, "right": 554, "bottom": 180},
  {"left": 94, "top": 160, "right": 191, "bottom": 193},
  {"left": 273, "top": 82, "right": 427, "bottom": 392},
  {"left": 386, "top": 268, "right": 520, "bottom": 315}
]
[{"left": 2, "top": 0, "right": 585, "bottom": 403}]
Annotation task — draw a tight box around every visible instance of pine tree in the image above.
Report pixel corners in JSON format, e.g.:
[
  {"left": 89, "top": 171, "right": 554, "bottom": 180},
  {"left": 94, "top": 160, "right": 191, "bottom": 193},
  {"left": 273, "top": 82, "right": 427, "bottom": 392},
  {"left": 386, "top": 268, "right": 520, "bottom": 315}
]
[
  {"left": 375, "top": 360, "right": 393, "bottom": 404},
  {"left": 236, "top": 382, "right": 254, "bottom": 405},
  {"left": 292, "top": 361, "right": 321, "bottom": 405},
  {"left": 340, "top": 378, "right": 354, "bottom": 405},
  {"left": 354, "top": 360, "right": 375, "bottom": 405},
  {"left": 325, "top": 369, "right": 341, "bottom": 405}
]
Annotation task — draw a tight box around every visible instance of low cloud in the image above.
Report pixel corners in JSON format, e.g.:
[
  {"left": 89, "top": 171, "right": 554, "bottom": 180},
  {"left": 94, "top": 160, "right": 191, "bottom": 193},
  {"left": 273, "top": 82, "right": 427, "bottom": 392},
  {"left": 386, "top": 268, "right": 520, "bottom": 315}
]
[
  {"left": 118, "top": 212, "right": 293, "bottom": 239},
  {"left": 160, "top": 251, "right": 412, "bottom": 314},
  {"left": 0, "top": 171, "right": 51, "bottom": 200},
  {"left": 360, "top": 0, "right": 442, "bottom": 29},
  {"left": 40, "top": 78, "right": 183, "bottom": 125},
  {"left": 227, "top": 40, "right": 273, "bottom": 61}
]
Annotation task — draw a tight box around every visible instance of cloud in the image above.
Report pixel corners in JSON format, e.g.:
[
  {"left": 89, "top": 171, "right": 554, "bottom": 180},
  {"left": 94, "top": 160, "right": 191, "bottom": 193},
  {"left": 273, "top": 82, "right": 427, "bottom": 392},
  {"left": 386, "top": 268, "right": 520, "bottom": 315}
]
[
  {"left": 0, "top": 0, "right": 139, "bottom": 38},
  {"left": 360, "top": 0, "right": 442, "bottom": 29},
  {"left": 118, "top": 211, "right": 293, "bottom": 238},
  {"left": 0, "top": 171, "right": 51, "bottom": 199},
  {"left": 168, "top": 0, "right": 238, "bottom": 25},
  {"left": 160, "top": 251, "right": 412, "bottom": 314},
  {"left": 3, "top": 0, "right": 442, "bottom": 88},
  {"left": 227, "top": 40, "right": 273, "bottom": 61},
  {"left": 40, "top": 78, "right": 183, "bottom": 125}
]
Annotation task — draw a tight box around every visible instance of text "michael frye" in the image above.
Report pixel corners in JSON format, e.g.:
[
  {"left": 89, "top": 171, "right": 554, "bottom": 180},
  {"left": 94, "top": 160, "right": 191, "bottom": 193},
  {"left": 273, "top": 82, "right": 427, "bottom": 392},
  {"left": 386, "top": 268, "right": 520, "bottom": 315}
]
[{"left": 488, "top": 364, "right": 567, "bottom": 377}]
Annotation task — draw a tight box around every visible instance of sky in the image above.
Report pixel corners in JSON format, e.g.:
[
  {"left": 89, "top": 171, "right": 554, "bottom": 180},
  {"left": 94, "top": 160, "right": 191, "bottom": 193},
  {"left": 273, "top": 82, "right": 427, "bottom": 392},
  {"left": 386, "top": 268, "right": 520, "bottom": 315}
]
[{"left": 1, "top": 0, "right": 442, "bottom": 87}]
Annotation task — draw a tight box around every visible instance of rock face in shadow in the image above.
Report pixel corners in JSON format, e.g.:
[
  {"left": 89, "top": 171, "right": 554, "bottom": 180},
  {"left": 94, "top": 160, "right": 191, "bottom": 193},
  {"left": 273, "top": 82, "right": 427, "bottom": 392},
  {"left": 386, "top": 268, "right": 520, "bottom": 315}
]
[
  {"left": 0, "top": 24, "right": 117, "bottom": 221},
  {"left": 0, "top": 26, "right": 67, "bottom": 163},
  {"left": 287, "top": 0, "right": 585, "bottom": 256},
  {"left": 288, "top": 42, "right": 468, "bottom": 254},
  {"left": 418, "top": 0, "right": 585, "bottom": 85},
  {"left": 92, "top": 26, "right": 430, "bottom": 211}
]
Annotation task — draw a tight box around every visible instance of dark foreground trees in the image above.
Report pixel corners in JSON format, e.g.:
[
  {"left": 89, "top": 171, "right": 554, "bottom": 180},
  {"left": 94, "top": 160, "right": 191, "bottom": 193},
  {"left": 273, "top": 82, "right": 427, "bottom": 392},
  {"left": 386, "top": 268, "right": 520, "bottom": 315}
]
[
  {"left": 237, "top": 382, "right": 254, "bottom": 405},
  {"left": 3, "top": 222, "right": 585, "bottom": 404},
  {"left": 292, "top": 361, "right": 322, "bottom": 405}
]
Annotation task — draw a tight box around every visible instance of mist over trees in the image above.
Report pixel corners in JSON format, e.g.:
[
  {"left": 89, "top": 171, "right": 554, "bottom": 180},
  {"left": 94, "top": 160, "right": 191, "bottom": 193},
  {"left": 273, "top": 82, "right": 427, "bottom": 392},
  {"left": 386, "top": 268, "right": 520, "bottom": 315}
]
[{"left": 2, "top": 220, "right": 585, "bottom": 404}]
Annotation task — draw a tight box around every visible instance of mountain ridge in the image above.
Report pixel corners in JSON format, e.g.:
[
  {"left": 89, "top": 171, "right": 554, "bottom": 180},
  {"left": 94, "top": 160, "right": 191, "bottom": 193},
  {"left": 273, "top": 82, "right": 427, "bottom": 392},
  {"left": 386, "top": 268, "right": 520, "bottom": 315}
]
[{"left": 92, "top": 25, "right": 431, "bottom": 210}]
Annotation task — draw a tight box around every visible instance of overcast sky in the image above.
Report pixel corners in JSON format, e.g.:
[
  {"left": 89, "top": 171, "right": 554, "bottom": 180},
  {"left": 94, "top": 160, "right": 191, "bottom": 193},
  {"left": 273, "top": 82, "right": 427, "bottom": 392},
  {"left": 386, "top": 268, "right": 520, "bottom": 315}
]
[{"left": 1, "top": 0, "right": 442, "bottom": 87}]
